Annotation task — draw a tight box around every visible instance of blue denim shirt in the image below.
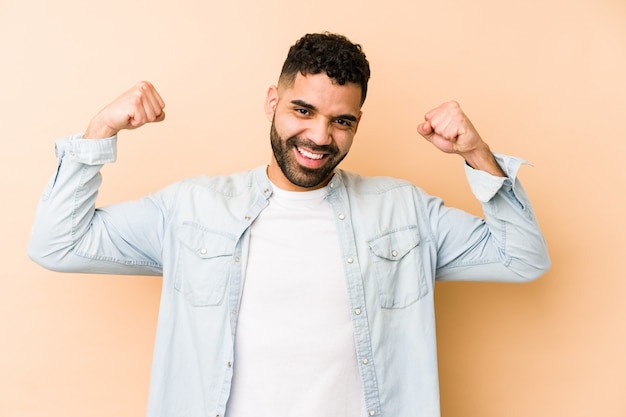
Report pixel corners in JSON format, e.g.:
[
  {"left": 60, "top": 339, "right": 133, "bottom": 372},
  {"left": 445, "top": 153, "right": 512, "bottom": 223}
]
[{"left": 28, "top": 134, "right": 550, "bottom": 417}]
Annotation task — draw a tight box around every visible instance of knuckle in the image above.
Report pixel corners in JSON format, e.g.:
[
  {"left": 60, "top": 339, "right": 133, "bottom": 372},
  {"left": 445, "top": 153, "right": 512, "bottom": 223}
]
[
  {"left": 136, "top": 80, "right": 153, "bottom": 90},
  {"left": 128, "top": 93, "right": 143, "bottom": 108}
]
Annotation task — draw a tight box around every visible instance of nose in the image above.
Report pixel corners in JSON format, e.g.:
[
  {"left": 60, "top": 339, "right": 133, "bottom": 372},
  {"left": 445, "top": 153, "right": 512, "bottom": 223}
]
[{"left": 305, "top": 117, "right": 332, "bottom": 146}]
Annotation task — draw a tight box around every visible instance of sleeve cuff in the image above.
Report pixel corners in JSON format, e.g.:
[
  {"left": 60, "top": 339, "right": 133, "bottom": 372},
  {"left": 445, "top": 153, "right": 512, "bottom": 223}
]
[
  {"left": 55, "top": 134, "right": 117, "bottom": 165},
  {"left": 464, "top": 153, "right": 529, "bottom": 202}
]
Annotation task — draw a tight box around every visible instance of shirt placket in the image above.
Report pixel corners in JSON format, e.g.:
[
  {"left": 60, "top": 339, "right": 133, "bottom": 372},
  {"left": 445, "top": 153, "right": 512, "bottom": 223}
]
[{"left": 327, "top": 177, "right": 382, "bottom": 417}]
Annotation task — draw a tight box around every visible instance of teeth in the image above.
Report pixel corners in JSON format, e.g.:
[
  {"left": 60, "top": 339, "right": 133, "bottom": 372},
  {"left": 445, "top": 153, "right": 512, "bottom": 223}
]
[{"left": 297, "top": 147, "right": 324, "bottom": 160}]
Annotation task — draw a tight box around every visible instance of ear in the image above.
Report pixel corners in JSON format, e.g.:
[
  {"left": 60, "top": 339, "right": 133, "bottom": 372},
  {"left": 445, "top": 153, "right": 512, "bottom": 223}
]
[
  {"left": 264, "top": 85, "right": 279, "bottom": 122},
  {"left": 354, "top": 111, "right": 363, "bottom": 134}
]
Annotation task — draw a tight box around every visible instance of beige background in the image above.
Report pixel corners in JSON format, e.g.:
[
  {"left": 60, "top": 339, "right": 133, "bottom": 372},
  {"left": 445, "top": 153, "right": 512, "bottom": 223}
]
[{"left": 1, "top": 0, "right": 625, "bottom": 416}]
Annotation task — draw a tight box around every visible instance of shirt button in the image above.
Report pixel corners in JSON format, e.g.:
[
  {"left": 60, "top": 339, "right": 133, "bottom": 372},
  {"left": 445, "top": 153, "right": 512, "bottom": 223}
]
[
  {"left": 354, "top": 308, "right": 361, "bottom": 315},
  {"left": 244, "top": 215, "right": 251, "bottom": 221},
  {"left": 330, "top": 182, "right": 335, "bottom": 188},
  {"left": 234, "top": 257, "right": 240, "bottom": 263},
  {"left": 369, "top": 410, "right": 376, "bottom": 416},
  {"left": 199, "top": 248, "right": 207, "bottom": 255},
  {"left": 362, "top": 358, "right": 369, "bottom": 364},
  {"left": 391, "top": 250, "right": 398, "bottom": 257},
  {"left": 338, "top": 213, "right": 345, "bottom": 220},
  {"left": 346, "top": 257, "right": 354, "bottom": 264},
  {"left": 227, "top": 362, "right": 232, "bottom": 368}
]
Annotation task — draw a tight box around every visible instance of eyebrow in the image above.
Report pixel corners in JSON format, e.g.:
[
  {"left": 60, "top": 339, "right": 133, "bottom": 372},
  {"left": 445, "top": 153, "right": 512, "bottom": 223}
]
[{"left": 290, "top": 99, "right": 359, "bottom": 123}]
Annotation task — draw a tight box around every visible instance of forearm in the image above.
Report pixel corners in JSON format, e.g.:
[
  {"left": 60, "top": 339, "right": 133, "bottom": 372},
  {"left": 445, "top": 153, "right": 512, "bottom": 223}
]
[
  {"left": 28, "top": 138, "right": 106, "bottom": 271},
  {"left": 475, "top": 153, "right": 550, "bottom": 280},
  {"left": 27, "top": 135, "right": 163, "bottom": 275},
  {"left": 434, "top": 154, "right": 550, "bottom": 282}
]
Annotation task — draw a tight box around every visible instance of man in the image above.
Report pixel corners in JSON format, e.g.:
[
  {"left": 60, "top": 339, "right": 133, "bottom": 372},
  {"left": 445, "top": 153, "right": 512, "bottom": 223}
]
[{"left": 28, "top": 32, "right": 550, "bottom": 417}]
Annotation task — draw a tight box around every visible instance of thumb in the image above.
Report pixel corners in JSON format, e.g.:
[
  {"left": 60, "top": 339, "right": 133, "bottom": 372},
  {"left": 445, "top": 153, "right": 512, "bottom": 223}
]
[
  {"left": 417, "top": 120, "right": 434, "bottom": 141},
  {"left": 129, "top": 109, "right": 166, "bottom": 128}
]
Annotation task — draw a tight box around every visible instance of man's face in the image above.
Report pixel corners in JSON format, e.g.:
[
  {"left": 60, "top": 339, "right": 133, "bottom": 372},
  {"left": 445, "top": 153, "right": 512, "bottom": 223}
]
[{"left": 265, "top": 72, "right": 363, "bottom": 191}]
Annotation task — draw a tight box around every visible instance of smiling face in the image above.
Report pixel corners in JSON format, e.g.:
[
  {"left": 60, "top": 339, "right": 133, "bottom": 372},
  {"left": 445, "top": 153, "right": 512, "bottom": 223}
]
[{"left": 265, "top": 72, "right": 363, "bottom": 191}]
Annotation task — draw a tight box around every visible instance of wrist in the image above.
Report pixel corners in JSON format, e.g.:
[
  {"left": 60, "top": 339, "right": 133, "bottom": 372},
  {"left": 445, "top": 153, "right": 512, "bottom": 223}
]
[
  {"left": 462, "top": 146, "right": 506, "bottom": 177},
  {"left": 83, "top": 114, "right": 118, "bottom": 139}
]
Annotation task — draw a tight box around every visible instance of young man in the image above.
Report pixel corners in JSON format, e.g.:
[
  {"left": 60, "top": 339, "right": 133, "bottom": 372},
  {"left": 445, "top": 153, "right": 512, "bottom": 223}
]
[{"left": 28, "top": 33, "right": 550, "bottom": 417}]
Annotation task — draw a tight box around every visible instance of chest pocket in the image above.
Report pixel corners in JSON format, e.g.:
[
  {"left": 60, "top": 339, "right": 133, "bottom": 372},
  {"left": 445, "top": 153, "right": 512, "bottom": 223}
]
[
  {"left": 368, "top": 227, "right": 429, "bottom": 309},
  {"left": 174, "top": 222, "right": 236, "bottom": 307}
]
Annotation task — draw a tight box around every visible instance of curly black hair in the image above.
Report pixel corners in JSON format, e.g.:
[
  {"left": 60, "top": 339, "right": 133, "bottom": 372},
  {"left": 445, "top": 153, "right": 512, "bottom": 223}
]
[{"left": 278, "top": 32, "right": 371, "bottom": 105}]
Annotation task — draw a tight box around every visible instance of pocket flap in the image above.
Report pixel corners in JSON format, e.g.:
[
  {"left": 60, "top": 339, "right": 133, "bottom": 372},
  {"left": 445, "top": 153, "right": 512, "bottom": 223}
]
[
  {"left": 368, "top": 228, "right": 420, "bottom": 261},
  {"left": 176, "top": 222, "right": 235, "bottom": 259}
]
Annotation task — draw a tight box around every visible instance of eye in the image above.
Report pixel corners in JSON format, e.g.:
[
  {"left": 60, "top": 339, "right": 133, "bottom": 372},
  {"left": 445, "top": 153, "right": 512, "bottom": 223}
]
[
  {"left": 295, "top": 108, "right": 310, "bottom": 116},
  {"left": 335, "top": 118, "right": 353, "bottom": 128}
]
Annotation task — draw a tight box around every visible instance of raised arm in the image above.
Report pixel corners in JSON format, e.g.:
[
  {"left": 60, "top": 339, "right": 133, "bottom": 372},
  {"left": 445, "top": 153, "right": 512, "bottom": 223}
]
[
  {"left": 28, "top": 82, "right": 168, "bottom": 276},
  {"left": 416, "top": 101, "right": 550, "bottom": 282}
]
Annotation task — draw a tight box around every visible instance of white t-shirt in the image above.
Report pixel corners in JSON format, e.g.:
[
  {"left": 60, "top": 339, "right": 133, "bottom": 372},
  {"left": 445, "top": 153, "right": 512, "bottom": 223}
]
[{"left": 225, "top": 183, "right": 366, "bottom": 417}]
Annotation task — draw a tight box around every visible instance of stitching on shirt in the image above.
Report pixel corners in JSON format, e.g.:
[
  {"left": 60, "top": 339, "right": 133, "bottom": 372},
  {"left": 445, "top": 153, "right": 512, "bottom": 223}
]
[
  {"left": 73, "top": 249, "right": 162, "bottom": 269},
  {"left": 366, "top": 224, "right": 419, "bottom": 242},
  {"left": 70, "top": 164, "right": 89, "bottom": 239},
  {"left": 180, "top": 220, "right": 239, "bottom": 240}
]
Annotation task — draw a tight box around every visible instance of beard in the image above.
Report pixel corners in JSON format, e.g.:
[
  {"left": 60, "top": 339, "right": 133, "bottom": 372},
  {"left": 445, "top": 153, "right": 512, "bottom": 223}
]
[{"left": 269, "top": 120, "right": 348, "bottom": 189}]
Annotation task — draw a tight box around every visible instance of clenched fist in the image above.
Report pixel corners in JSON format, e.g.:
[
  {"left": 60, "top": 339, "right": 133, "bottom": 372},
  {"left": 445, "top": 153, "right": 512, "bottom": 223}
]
[
  {"left": 84, "top": 81, "right": 166, "bottom": 139},
  {"left": 417, "top": 101, "right": 505, "bottom": 177}
]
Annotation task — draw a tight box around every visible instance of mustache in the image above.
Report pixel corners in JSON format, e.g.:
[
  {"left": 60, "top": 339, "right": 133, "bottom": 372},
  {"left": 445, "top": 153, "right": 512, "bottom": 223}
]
[{"left": 285, "top": 136, "right": 339, "bottom": 154}]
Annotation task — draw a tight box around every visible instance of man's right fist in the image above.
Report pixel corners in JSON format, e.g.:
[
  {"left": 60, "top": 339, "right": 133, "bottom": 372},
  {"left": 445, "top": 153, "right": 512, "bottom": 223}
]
[{"left": 83, "top": 81, "right": 166, "bottom": 139}]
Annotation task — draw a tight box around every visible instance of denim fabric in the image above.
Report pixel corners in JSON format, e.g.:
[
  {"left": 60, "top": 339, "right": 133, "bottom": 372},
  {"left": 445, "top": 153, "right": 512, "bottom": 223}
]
[{"left": 29, "top": 134, "right": 550, "bottom": 417}]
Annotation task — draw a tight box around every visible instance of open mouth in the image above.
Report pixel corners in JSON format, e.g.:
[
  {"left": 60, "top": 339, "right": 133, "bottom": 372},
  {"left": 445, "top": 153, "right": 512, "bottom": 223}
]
[
  {"left": 295, "top": 146, "right": 330, "bottom": 166},
  {"left": 296, "top": 146, "right": 326, "bottom": 160}
]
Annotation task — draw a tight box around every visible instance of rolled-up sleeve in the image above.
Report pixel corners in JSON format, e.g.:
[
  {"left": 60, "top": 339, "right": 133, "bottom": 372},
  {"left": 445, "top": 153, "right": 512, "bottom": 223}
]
[
  {"left": 433, "top": 153, "right": 551, "bottom": 282},
  {"left": 55, "top": 134, "right": 117, "bottom": 165},
  {"left": 28, "top": 134, "right": 163, "bottom": 276}
]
